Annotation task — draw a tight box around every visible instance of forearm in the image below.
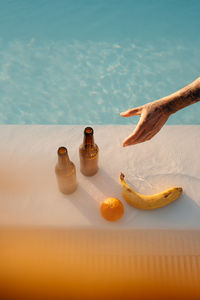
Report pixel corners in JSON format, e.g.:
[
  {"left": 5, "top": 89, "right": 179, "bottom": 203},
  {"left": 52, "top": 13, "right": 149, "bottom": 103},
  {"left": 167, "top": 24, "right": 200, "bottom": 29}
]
[{"left": 160, "top": 77, "right": 200, "bottom": 114}]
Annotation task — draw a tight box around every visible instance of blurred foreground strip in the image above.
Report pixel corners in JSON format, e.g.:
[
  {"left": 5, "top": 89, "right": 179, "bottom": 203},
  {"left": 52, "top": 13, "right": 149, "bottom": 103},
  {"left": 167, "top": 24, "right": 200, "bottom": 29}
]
[{"left": 0, "top": 227, "right": 200, "bottom": 300}]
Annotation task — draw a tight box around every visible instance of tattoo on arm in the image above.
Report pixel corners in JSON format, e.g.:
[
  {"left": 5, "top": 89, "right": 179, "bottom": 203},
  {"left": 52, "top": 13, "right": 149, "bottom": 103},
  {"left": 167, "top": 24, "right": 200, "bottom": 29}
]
[{"left": 163, "top": 77, "right": 200, "bottom": 115}]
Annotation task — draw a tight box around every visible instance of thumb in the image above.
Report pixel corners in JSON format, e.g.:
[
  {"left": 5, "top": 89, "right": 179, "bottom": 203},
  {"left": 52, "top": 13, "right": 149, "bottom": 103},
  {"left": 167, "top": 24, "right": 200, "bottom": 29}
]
[{"left": 120, "top": 106, "right": 142, "bottom": 117}]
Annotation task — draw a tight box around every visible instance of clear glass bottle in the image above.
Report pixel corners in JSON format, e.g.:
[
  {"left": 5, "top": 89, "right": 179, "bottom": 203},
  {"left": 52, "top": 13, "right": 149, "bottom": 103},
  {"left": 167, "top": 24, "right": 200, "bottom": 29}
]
[
  {"left": 55, "top": 147, "right": 77, "bottom": 194},
  {"left": 79, "top": 127, "right": 99, "bottom": 176}
]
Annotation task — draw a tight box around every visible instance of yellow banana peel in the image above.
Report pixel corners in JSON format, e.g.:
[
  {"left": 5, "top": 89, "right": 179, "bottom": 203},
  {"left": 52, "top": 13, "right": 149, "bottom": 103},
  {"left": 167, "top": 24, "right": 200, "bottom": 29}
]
[{"left": 120, "top": 173, "right": 182, "bottom": 210}]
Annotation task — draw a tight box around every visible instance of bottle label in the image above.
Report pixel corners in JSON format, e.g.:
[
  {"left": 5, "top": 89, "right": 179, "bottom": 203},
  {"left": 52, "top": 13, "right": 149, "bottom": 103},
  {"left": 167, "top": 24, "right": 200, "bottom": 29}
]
[
  {"left": 88, "top": 152, "right": 98, "bottom": 160},
  {"left": 85, "top": 145, "right": 98, "bottom": 160}
]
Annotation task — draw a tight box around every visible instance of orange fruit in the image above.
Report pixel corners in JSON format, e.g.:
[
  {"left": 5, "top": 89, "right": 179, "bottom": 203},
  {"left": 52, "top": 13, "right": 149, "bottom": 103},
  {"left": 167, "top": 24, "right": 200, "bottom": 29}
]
[{"left": 100, "top": 197, "right": 124, "bottom": 221}]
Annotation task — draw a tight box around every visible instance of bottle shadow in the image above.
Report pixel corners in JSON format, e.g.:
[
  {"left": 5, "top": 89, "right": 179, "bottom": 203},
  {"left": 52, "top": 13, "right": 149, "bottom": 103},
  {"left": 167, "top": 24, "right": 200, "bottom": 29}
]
[
  {"left": 87, "top": 168, "right": 122, "bottom": 199},
  {"left": 66, "top": 168, "right": 127, "bottom": 226},
  {"left": 66, "top": 184, "right": 102, "bottom": 225}
]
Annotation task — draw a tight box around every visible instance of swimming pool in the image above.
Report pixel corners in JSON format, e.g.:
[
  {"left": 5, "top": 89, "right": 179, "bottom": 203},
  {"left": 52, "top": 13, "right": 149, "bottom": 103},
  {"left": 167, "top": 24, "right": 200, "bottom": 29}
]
[{"left": 0, "top": 0, "right": 200, "bottom": 124}]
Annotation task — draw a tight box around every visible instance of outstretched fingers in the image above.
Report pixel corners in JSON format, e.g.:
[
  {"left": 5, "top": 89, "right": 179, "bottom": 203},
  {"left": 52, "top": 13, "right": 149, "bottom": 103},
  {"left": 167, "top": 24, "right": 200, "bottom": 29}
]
[
  {"left": 120, "top": 106, "right": 142, "bottom": 117},
  {"left": 122, "top": 115, "right": 146, "bottom": 147}
]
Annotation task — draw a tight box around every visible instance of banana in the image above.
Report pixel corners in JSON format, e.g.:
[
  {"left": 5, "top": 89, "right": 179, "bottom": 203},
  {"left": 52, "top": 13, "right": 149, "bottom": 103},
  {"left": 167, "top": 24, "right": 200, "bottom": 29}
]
[{"left": 120, "top": 173, "right": 182, "bottom": 210}]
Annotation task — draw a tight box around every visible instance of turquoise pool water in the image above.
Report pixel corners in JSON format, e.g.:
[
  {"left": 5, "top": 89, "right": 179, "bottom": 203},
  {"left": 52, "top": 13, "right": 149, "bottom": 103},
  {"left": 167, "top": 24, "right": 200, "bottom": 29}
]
[{"left": 0, "top": 0, "right": 200, "bottom": 124}]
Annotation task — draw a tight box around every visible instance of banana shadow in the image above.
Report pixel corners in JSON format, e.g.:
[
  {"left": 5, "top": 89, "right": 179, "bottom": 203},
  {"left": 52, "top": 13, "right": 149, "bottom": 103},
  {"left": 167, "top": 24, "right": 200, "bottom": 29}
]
[{"left": 124, "top": 173, "right": 200, "bottom": 228}]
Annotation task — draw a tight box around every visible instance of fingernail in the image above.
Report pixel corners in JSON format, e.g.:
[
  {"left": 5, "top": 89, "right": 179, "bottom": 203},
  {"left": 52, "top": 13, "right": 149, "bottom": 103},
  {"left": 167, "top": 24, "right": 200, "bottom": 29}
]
[{"left": 123, "top": 142, "right": 128, "bottom": 147}]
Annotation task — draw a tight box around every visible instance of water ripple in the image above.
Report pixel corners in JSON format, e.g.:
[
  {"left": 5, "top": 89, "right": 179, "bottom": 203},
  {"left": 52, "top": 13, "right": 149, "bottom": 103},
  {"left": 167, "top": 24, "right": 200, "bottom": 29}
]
[{"left": 0, "top": 39, "right": 199, "bottom": 124}]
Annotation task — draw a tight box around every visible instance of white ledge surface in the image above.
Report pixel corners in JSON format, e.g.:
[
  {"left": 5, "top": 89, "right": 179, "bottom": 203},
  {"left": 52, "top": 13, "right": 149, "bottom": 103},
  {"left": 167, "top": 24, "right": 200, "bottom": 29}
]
[{"left": 0, "top": 125, "right": 200, "bottom": 229}]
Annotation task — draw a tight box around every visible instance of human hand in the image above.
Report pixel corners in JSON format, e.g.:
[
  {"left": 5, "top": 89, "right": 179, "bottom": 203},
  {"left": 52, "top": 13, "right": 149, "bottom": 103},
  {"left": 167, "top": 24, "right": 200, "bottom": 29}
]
[{"left": 120, "top": 99, "right": 171, "bottom": 147}]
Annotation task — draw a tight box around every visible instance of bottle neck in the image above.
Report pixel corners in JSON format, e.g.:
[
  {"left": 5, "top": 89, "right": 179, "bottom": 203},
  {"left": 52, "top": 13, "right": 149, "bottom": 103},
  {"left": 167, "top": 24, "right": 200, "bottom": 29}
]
[
  {"left": 83, "top": 134, "right": 95, "bottom": 148},
  {"left": 57, "top": 147, "right": 71, "bottom": 168},
  {"left": 83, "top": 127, "right": 95, "bottom": 149},
  {"left": 83, "top": 127, "right": 95, "bottom": 152}
]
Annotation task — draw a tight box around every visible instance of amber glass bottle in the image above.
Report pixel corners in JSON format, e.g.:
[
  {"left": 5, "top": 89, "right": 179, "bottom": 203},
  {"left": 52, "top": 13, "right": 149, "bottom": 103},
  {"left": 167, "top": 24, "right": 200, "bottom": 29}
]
[
  {"left": 55, "top": 147, "right": 77, "bottom": 194},
  {"left": 79, "top": 127, "right": 99, "bottom": 176}
]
